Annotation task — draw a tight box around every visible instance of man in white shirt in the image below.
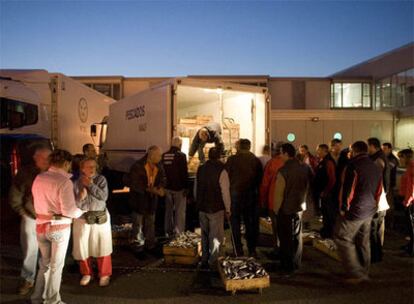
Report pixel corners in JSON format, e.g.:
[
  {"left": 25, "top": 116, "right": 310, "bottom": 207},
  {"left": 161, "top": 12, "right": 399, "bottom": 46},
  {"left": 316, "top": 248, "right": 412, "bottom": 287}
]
[{"left": 31, "top": 149, "right": 83, "bottom": 304}]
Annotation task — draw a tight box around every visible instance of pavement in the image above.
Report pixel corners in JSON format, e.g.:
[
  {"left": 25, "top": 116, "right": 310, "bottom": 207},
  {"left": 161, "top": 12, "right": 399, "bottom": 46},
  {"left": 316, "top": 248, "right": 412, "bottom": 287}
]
[{"left": 1, "top": 216, "right": 413, "bottom": 304}]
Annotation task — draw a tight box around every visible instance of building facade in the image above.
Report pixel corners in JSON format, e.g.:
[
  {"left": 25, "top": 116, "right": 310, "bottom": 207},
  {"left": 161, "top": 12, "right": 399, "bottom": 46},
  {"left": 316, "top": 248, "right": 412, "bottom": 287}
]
[{"left": 73, "top": 43, "right": 414, "bottom": 150}]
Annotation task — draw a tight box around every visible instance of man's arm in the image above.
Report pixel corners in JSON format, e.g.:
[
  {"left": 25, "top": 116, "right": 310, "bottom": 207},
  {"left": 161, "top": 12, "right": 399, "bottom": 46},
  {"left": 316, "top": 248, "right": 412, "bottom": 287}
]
[
  {"left": 273, "top": 172, "right": 285, "bottom": 214},
  {"left": 189, "top": 133, "right": 200, "bottom": 157},
  {"left": 323, "top": 160, "right": 336, "bottom": 196},
  {"left": 339, "top": 165, "right": 356, "bottom": 213},
  {"left": 8, "top": 173, "right": 27, "bottom": 217},
  {"left": 219, "top": 169, "right": 231, "bottom": 214}
]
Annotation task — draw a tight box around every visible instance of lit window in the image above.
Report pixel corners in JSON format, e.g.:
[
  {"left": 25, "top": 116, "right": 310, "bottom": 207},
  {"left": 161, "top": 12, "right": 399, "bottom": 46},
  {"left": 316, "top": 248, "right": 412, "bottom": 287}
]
[
  {"left": 333, "top": 132, "right": 342, "bottom": 140},
  {"left": 331, "top": 82, "right": 371, "bottom": 108},
  {"left": 287, "top": 133, "right": 296, "bottom": 142}
]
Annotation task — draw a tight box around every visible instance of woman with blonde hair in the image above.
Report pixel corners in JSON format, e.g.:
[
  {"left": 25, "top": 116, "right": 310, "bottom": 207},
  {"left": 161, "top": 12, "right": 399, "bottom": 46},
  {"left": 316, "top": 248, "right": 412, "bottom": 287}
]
[{"left": 72, "top": 157, "right": 113, "bottom": 287}]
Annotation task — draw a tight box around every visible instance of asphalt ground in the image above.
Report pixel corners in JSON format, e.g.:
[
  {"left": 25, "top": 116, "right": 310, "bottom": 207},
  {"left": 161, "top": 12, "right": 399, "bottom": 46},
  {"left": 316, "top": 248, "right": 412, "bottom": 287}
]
[{"left": 1, "top": 212, "right": 413, "bottom": 304}]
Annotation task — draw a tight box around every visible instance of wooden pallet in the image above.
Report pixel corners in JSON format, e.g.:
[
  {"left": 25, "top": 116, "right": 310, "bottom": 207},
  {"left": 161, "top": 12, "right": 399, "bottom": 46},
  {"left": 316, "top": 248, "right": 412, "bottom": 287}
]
[
  {"left": 217, "top": 257, "right": 270, "bottom": 295},
  {"left": 312, "top": 239, "right": 341, "bottom": 262},
  {"left": 164, "top": 254, "right": 200, "bottom": 265}
]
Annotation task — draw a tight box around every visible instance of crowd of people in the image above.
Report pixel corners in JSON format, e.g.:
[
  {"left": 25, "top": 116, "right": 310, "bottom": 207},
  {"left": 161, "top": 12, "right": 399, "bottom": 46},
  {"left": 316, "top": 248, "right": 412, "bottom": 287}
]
[{"left": 8, "top": 130, "right": 414, "bottom": 303}]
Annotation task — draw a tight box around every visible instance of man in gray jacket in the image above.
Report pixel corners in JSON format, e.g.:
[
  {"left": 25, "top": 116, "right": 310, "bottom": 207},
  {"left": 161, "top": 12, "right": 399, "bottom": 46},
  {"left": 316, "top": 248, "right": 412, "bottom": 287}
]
[
  {"left": 9, "top": 146, "right": 51, "bottom": 295},
  {"left": 274, "top": 143, "right": 312, "bottom": 273}
]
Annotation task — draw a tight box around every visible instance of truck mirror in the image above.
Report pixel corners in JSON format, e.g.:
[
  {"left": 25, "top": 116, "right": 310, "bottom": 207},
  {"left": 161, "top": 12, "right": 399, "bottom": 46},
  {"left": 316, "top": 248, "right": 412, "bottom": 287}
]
[{"left": 90, "top": 124, "right": 97, "bottom": 137}]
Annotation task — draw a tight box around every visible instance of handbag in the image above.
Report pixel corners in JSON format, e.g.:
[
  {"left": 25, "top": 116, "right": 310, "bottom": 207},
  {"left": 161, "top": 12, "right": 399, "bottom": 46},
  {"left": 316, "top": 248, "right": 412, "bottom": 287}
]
[{"left": 84, "top": 210, "right": 107, "bottom": 225}]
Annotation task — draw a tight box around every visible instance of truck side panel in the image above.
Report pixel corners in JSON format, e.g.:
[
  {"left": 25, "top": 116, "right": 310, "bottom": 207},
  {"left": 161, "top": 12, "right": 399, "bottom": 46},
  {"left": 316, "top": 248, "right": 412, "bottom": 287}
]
[
  {"left": 104, "top": 84, "right": 172, "bottom": 173},
  {"left": 53, "top": 74, "right": 113, "bottom": 154}
]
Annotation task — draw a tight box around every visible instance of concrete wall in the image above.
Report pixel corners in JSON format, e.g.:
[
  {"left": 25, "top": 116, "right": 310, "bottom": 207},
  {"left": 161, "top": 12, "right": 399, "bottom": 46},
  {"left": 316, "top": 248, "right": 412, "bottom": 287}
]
[
  {"left": 268, "top": 80, "right": 292, "bottom": 109},
  {"left": 270, "top": 110, "right": 394, "bottom": 152},
  {"left": 268, "top": 78, "right": 331, "bottom": 110},
  {"left": 395, "top": 117, "right": 414, "bottom": 149},
  {"left": 305, "top": 80, "right": 331, "bottom": 109}
]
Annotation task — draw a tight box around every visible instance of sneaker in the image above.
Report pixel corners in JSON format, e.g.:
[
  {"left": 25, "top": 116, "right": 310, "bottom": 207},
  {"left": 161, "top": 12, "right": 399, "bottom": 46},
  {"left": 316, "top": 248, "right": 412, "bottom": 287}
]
[
  {"left": 18, "top": 280, "right": 34, "bottom": 296},
  {"left": 99, "top": 276, "right": 110, "bottom": 287},
  {"left": 80, "top": 275, "right": 92, "bottom": 286}
]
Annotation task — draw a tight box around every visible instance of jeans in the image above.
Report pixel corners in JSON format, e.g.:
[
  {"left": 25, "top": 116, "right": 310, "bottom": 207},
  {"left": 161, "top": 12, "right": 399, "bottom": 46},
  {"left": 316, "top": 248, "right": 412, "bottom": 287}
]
[
  {"left": 164, "top": 190, "right": 187, "bottom": 237},
  {"left": 370, "top": 210, "right": 386, "bottom": 263},
  {"left": 131, "top": 212, "right": 156, "bottom": 249},
  {"left": 31, "top": 225, "right": 71, "bottom": 304},
  {"left": 334, "top": 216, "right": 372, "bottom": 279},
  {"left": 199, "top": 211, "right": 224, "bottom": 266},
  {"left": 20, "top": 215, "right": 38, "bottom": 284},
  {"left": 277, "top": 211, "right": 302, "bottom": 271},
  {"left": 230, "top": 191, "right": 258, "bottom": 255}
]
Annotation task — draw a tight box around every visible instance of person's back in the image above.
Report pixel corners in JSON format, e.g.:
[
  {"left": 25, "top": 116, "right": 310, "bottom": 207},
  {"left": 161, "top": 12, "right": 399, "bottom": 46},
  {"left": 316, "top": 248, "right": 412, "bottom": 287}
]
[
  {"left": 279, "top": 159, "right": 311, "bottom": 215},
  {"left": 162, "top": 145, "right": 188, "bottom": 191},
  {"left": 196, "top": 160, "right": 225, "bottom": 214},
  {"left": 226, "top": 150, "right": 262, "bottom": 193},
  {"left": 342, "top": 153, "right": 382, "bottom": 220}
]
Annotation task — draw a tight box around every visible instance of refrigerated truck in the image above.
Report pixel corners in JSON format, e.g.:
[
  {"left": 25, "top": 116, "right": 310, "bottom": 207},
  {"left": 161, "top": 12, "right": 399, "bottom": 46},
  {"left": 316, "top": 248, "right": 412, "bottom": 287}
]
[
  {"left": 100, "top": 78, "right": 270, "bottom": 177},
  {"left": 0, "top": 69, "right": 114, "bottom": 194}
]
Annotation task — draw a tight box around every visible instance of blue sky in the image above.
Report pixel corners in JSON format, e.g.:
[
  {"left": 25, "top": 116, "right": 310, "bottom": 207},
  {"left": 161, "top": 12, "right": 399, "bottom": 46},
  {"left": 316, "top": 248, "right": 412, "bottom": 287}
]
[{"left": 1, "top": 0, "right": 413, "bottom": 77}]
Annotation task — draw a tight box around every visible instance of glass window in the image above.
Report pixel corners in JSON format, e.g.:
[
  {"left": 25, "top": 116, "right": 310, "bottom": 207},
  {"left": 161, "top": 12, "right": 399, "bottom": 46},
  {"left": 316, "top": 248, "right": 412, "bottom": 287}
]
[
  {"left": 93, "top": 84, "right": 112, "bottom": 97},
  {"left": 0, "top": 98, "right": 38, "bottom": 129},
  {"left": 113, "top": 84, "right": 121, "bottom": 100},
  {"left": 331, "top": 82, "right": 371, "bottom": 108},
  {"left": 381, "top": 78, "right": 392, "bottom": 108},
  {"left": 287, "top": 133, "right": 296, "bottom": 142}
]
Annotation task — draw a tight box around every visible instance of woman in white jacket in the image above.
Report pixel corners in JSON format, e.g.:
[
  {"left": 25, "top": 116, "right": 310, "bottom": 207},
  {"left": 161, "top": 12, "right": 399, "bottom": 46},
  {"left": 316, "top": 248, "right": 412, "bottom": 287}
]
[{"left": 72, "top": 157, "right": 113, "bottom": 287}]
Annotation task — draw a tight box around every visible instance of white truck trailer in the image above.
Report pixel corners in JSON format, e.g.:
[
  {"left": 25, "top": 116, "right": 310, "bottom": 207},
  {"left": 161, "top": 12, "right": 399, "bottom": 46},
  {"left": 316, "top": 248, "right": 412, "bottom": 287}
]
[
  {"left": 101, "top": 78, "right": 270, "bottom": 176},
  {"left": 0, "top": 69, "right": 114, "bottom": 195}
]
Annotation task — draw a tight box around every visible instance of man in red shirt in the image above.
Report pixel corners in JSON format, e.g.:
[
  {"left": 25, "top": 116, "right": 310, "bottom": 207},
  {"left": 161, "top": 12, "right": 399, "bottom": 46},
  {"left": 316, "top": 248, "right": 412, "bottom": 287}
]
[{"left": 259, "top": 142, "right": 285, "bottom": 256}]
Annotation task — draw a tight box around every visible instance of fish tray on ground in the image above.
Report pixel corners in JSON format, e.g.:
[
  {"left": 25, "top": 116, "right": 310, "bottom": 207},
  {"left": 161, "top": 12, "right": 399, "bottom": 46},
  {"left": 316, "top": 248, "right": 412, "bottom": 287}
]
[
  {"left": 164, "top": 254, "right": 200, "bottom": 265},
  {"left": 312, "top": 238, "right": 341, "bottom": 262},
  {"left": 163, "top": 243, "right": 201, "bottom": 257},
  {"left": 217, "top": 257, "right": 270, "bottom": 295},
  {"left": 302, "top": 231, "right": 320, "bottom": 245}
]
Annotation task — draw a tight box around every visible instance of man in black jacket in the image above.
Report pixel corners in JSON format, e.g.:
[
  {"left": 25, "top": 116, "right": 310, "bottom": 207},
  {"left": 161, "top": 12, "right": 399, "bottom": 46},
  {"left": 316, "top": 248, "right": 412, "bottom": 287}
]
[
  {"left": 225, "top": 139, "right": 263, "bottom": 256},
  {"left": 314, "top": 144, "right": 337, "bottom": 238},
  {"left": 368, "top": 137, "right": 390, "bottom": 263},
  {"left": 334, "top": 141, "right": 382, "bottom": 284},
  {"left": 9, "top": 146, "right": 51, "bottom": 295},
  {"left": 196, "top": 148, "right": 231, "bottom": 269},
  {"left": 274, "top": 143, "right": 312, "bottom": 273},
  {"left": 128, "top": 146, "right": 167, "bottom": 251},
  {"left": 189, "top": 122, "right": 224, "bottom": 164},
  {"left": 162, "top": 137, "right": 189, "bottom": 238}
]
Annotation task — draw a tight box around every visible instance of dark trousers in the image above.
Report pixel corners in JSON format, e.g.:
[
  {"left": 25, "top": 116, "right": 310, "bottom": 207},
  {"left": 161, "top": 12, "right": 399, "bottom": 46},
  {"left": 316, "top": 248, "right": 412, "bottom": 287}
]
[
  {"left": 230, "top": 191, "right": 258, "bottom": 255},
  {"left": 370, "top": 210, "right": 386, "bottom": 263},
  {"left": 277, "top": 211, "right": 302, "bottom": 272},
  {"left": 334, "top": 216, "right": 372, "bottom": 279},
  {"left": 406, "top": 205, "right": 414, "bottom": 256},
  {"left": 320, "top": 194, "right": 337, "bottom": 239},
  {"left": 269, "top": 211, "right": 280, "bottom": 250}
]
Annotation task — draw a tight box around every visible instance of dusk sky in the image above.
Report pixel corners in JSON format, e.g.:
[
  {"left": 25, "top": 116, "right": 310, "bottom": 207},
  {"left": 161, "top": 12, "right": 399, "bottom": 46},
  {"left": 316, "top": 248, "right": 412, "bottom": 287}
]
[{"left": 1, "top": 1, "right": 413, "bottom": 77}]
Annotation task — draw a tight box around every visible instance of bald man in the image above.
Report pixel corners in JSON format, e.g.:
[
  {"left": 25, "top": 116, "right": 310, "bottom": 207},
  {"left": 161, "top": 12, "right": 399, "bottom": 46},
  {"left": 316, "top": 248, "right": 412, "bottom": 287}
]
[{"left": 128, "top": 146, "right": 167, "bottom": 251}]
